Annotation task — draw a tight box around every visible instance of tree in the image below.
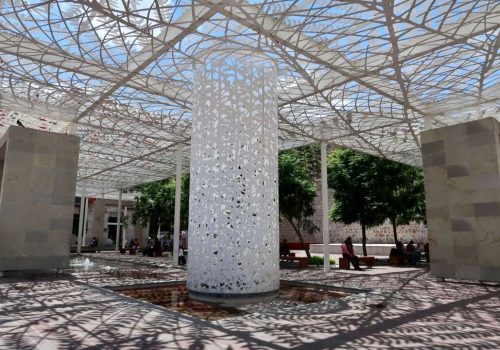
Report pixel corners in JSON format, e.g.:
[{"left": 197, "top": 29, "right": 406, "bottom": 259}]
[
  {"left": 278, "top": 146, "right": 319, "bottom": 258},
  {"left": 327, "top": 148, "right": 387, "bottom": 256},
  {"left": 132, "top": 175, "right": 190, "bottom": 236},
  {"left": 378, "top": 163, "right": 426, "bottom": 245}
]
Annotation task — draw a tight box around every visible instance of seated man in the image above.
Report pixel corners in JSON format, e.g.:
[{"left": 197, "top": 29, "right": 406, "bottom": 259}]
[
  {"left": 279, "top": 239, "right": 291, "bottom": 256},
  {"left": 389, "top": 241, "right": 406, "bottom": 265},
  {"left": 128, "top": 238, "right": 138, "bottom": 254},
  {"left": 341, "top": 237, "right": 362, "bottom": 270},
  {"left": 415, "top": 242, "right": 424, "bottom": 262},
  {"left": 405, "top": 240, "right": 417, "bottom": 265}
]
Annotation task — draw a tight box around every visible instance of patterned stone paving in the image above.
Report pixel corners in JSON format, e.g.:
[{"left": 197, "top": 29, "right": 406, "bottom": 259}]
[{"left": 0, "top": 253, "right": 499, "bottom": 349}]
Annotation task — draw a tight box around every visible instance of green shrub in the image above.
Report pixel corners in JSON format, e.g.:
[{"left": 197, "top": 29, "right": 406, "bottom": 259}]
[{"left": 308, "top": 256, "right": 336, "bottom": 265}]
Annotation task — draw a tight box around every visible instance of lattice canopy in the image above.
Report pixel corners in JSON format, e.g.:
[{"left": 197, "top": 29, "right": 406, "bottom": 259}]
[{"left": 0, "top": 0, "right": 498, "bottom": 195}]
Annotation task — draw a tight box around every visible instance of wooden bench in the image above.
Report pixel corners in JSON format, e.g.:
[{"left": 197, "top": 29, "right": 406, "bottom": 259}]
[
  {"left": 119, "top": 248, "right": 140, "bottom": 255},
  {"left": 389, "top": 256, "right": 404, "bottom": 266},
  {"left": 70, "top": 246, "right": 97, "bottom": 253},
  {"left": 339, "top": 256, "right": 375, "bottom": 269},
  {"left": 280, "top": 255, "right": 309, "bottom": 269}
]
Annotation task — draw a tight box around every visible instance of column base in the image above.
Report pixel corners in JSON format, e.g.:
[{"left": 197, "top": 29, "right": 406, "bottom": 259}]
[{"left": 189, "top": 288, "right": 279, "bottom": 307}]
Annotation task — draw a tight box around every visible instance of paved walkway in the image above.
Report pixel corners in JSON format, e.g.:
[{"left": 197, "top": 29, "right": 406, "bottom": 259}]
[{"left": 0, "top": 253, "right": 499, "bottom": 349}]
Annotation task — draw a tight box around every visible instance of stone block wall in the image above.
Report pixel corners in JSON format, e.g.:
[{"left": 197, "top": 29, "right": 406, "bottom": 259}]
[
  {"left": 0, "top": 127, "right": 79, "bottom": 271},
  {"left": 421, "top": 117, "right": 500, "bottom": 282},
  {"left": 279, "top": 181, "right": 428, "bottom": 245}
]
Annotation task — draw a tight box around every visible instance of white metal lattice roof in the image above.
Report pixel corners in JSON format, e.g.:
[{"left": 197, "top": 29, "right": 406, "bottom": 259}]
[{"left": 0, "top": 0, "right": 498, "bottom": 196}]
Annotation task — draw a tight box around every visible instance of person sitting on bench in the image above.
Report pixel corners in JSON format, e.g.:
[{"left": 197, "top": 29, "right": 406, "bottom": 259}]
[
  {"left": 280, "top": 239, "right": 293, "bottom": 256},
  {"left": 341, "top": 237, "right": 362, "bottom": 270},
  {"left": 390, "top": 241, "right": 406, "bottom": 265},
  {"left": 405, "top": 240, "right": 418, "bottom": 265}
]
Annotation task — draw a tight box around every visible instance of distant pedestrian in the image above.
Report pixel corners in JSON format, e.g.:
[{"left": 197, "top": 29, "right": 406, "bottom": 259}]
[{"left": 178, "top": 247, "right": 186, "bottom": 266}]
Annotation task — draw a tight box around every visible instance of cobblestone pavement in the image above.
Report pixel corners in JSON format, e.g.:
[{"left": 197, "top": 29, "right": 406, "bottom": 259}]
[{"left": 0, "top": 253, "right": 499, "bottom": 349}]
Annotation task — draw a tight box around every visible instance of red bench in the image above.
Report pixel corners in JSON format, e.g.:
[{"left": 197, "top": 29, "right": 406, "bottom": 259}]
[
  {"left": 339, "top": 256, "right": 375, "bottom": 269},
  {"left": 287, "top": 242, "right": 310, "bottom": 251},
  {"left": 280, "top": 255, "right": 309, "bottom": 269}
]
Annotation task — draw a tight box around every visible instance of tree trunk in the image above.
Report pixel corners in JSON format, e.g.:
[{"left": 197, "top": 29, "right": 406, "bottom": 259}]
[
  {"left": 392, "top": 218, "right": 398, "bottom": 245},
  {"left": 148, "top": 215, "right": 158, "bottom": 238},
  {"left": 285, "top": 215, "right": 312, "bottom": 258},
  {"left": 361, "top": 222, "right": 367, "bottom": 256}
]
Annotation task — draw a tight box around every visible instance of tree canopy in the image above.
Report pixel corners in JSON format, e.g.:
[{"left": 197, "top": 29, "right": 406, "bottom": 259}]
[
  {"left": 328, "top": 148, "right": 426, "bottom": 255},
  {"left": 377, "top": 162, "right": 426, "bottom": 244},
  {"left": 327, "top": 148, "right": 387, "bottom": 255},
  {"left": 278, "top": 145, "right": 319, "bottom": 258},
  {"left": 132, "top": 175, "right": 190, "bottom": 236}
]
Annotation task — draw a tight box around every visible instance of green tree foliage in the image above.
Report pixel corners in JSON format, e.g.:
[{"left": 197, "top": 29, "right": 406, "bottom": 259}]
[
  {"left": 296, "top": 143, "right": 321, "bottom": 178},
  {"left": 180, "top": 175, "right": 191, "bottom": 229},
  {"left": 377, "top": 163, "right": 426, "bottom": 244},
  {"left": 132, "top": 175, "right": 190, "bottom": 236},
  {"left": 278, "top": 145, "right": 319, "bottom": 258},
  {"left": 328, "top": 148, "right": 426, "bottom": 255},
  {"left": 327, "top": 148, "right": 388, "bottom": 256}
]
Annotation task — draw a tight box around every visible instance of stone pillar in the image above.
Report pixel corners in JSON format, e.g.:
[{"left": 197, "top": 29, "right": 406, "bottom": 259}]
[
  {"left": 0, "top": 127, "right": 79, "bottom": 271},
  {"left": 421, "top": 117, "right": 500, "bottom": 282},
  {"left": 187, "top": 57, "right": 279, "bottom": 302},
  {"left": 0, "top": 159, "right": 4, "bottom": 197}
]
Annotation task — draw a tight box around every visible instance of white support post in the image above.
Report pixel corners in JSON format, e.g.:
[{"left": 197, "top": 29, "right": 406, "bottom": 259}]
[
  {"left": 424, "top": 115, "right": 432, "bottom": 130},
  {"left": 115, "top": 190, "right": 122, "bottom": 253},
  {"left": 122, "top": 207, "right": 128, "bottom": 249},
  {"left": 321, "top": 141, "right": 330, "bottom": 272},
  {"left": 82, "top": 196, "right": 89, "bottom": 246},
  {"left": 77, "top": 183, "right": 86, "bottom": 254},
  {"left": 67, "top": 121, "right": 78, "bottom": 135},
  {"left": 173, "top": 145, "right": 183, "bottom": 267}
]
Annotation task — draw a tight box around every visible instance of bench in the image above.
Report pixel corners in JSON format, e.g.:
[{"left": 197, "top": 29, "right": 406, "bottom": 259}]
[
  {"left": 287, "top": 242, "right": 310, "bottom": 251},
  {"left": 280, "top": 255, "right": 309, "bottom": 269},
  {"left": 70, "top": 246, "right": 97, "bottom": 253},
  {"left": 389, "top": 254, "right": 424, "bottom": 266},
  {"left": 389, "top": 256, "right": 405, "bottom": 266},
  {"left": 119, "top": 248, "right": 140, "bottom": 255},
  {"left": 339, "top": 256, "right": 375, "bottom": 270}
]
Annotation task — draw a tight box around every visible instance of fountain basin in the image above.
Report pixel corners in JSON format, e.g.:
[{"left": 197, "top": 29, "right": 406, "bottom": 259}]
[{"left": 111, "top": 281, "right": 349, "bottom": 320}]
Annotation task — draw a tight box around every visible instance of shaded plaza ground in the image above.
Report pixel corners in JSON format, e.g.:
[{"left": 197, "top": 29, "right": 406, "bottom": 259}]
[{"left": 0, "top": 253, "right": 499, "bottom": 349}]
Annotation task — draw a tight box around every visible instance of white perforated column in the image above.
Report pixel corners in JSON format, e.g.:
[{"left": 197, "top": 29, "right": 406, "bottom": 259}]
[{"left": 187, "top": 58, "right": 279, "bottom": 300}]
